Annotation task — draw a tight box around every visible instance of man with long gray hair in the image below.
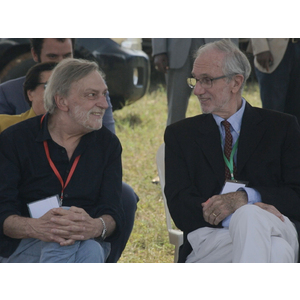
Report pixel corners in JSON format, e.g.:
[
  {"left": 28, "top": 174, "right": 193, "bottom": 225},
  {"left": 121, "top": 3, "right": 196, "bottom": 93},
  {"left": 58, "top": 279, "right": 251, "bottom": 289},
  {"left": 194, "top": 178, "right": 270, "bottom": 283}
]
[
  {"left": 164, "top": 39, "right": 300, "bottom": 263},
  {"left": 0, "top": 58, "right": 124, "bottom": 262}
]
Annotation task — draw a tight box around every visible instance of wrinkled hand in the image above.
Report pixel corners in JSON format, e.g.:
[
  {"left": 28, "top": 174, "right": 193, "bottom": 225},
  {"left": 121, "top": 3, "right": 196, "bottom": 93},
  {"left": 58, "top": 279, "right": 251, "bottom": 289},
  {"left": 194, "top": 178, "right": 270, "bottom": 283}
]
[
  {"left": 25, "top": 208, "right": 80, "bottom": 246},
  {"left": 48, "top": 207, "right": 102, "bottom": 246},
  {"left": 154, "top": 53, "right": 169, "bottom": 73},
  {"left": 256, "top": 51, "right": 274, "bottom": 71},
  {"left": 202, "top": 191, "right": 248, "bottom": 225},
  {"left": 254, "top": 202, "right": 284, "bottom": 222}
]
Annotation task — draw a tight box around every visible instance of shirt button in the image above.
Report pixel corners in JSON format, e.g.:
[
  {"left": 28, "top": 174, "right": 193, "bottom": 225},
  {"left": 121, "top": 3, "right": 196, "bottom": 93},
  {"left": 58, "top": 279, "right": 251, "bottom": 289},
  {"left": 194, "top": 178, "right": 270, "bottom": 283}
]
[{"left": 64, "top": 194, "right": 68, "bottom": 198}]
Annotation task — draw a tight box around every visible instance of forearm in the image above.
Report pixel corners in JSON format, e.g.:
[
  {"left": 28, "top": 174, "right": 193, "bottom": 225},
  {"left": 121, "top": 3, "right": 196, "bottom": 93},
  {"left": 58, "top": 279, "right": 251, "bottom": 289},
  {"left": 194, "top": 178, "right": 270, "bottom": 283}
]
[
  {"left": 95, "top": 215, "right": 116, "bottom": 239},
  {"left": 3, "top": 215, "right": 39, "bottom": 239},
  {"left": 3, "top": 212, "right": 70, "bottom": 245},
  {"left": 204, "top": 191, "right": 248, "bottom": 226}
]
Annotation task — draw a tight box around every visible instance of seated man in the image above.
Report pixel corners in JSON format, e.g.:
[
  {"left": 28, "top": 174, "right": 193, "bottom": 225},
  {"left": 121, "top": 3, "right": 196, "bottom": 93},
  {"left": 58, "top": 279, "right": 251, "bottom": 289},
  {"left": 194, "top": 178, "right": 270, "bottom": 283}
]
[
  {"left": 0, "top": 38, "right": 138, "bottom": 262},
  {"left": 0, "top": 58, "right": 125, "bottom": 263},
  {"left": 164, "top": 39, "right": 300, "bottom": 263},
  {"left": 0, "top": 61, "right": 56, "bottom": 134}
]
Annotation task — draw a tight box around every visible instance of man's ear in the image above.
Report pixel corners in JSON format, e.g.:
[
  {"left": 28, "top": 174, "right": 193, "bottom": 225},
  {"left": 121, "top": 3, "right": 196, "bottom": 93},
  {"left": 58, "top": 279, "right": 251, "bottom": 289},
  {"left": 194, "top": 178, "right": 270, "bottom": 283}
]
[
  {"left": 27, "top": 90, "right": 34, "bottom": 103},
  {"left": 55, "top": 94, "right": 69, "bottom": 112},
  {"left": 31, "top": 48, "right": 39, "bottom": 63},
  {"left": 231, "top": 74, "right": 244, "bottom": 94}
]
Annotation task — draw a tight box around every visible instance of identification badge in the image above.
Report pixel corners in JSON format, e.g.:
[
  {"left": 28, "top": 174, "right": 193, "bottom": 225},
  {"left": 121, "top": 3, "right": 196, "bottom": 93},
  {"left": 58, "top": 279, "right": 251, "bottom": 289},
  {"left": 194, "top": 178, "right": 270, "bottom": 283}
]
[
  {"left": 27, "top": 195, "right": 60, "bottom": 218},
  {"left": 220, "top": 180, "right": 248, "bottom": 195}
]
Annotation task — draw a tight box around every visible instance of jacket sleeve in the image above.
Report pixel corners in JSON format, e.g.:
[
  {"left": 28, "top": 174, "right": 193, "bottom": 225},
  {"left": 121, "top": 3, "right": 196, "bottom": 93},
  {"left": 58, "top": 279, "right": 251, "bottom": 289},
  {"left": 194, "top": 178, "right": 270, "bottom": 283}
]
[
  {"left": 164, "top": 126, "right": 221, "bottom": 233},
  {"left": 253, "top": 116, "right": 300, "bottom": 222},
  {"left": 152, "top": 38, "right": 167, "bottom": 56}
]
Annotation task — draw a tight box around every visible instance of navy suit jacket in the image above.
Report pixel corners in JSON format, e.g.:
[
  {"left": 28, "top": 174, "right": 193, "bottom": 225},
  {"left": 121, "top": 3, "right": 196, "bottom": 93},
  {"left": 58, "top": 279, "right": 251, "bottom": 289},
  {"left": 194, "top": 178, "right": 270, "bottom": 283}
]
[
  {"left": 164, "top": 102, "right": 300, "bottom": 262},
  {"left": 0, "top": 76, "right": 116, "bottom": 133}
]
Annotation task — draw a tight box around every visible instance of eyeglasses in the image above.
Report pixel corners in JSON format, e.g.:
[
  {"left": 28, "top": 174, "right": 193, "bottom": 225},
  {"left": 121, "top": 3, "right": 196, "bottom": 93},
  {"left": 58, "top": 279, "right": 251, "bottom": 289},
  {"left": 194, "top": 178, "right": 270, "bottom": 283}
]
[
  {"left": 37, "top": 82, "right": 48, "bottom": 89},
  {"left": 187, "top": 75, "right": 228, "bottom": 89}
]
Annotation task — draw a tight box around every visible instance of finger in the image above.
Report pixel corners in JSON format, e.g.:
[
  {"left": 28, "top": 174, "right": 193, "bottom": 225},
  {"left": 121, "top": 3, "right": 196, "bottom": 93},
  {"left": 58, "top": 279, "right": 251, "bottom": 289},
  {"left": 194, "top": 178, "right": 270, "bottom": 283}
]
[
  {"left": 51, "top": 224, "right": 85, "bottom": 235},
  {"left": 51, "top": 207, "right": 70, "bottom": 216},
  {"left": 269, "top": 208, "right": 284, "bottom": 222},
  {"left": 51, "top": 227, "right": 85, "bottom": 241},
  {"left": 254, "top": 203, "right": 284, "bottom": 222},
  {"left": 202, "top": 198, "right": 214, "bottom": 210},
  {"left": 52, "top": 211, "right": 86, "bottom": 223},
  {"left": 59, "top": 239, "right": 76, "bottom": 246},
  {"left": 46, "top": 234, "right": 69, "bottom": 245},
  {"left": 69, "top": 206, "right": 86, "bottom": 214}
]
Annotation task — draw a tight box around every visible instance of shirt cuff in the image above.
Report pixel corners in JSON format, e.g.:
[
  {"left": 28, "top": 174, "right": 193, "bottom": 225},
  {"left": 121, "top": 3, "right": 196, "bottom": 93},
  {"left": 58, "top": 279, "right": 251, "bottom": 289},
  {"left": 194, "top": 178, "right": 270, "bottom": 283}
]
[{"left": 222, "top": 187, "right": 262, "bottom": 227}]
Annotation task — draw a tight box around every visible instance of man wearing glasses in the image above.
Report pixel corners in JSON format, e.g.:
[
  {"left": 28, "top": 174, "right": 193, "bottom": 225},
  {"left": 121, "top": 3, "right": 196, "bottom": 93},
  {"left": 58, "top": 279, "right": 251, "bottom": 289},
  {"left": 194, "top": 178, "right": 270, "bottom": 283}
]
[
  {"left": 164, "top": 39, "right": 300, "bottom": 263},
  {"left": 152, "top": 38, "right": 238, "bottom": 125},
  {"left": 0, "top": 62, "right": 56, "bottom": 134}
]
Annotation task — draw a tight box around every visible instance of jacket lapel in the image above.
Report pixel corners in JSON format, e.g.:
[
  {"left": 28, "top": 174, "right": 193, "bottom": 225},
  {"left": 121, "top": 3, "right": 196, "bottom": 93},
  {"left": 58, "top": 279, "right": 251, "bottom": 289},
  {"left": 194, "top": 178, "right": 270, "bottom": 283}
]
[
  {"left": 195, "top": 115, "right": 225, "bottom": 186},
  {"left": 237, "top": 102, "right": 266, "bottom": 176}
]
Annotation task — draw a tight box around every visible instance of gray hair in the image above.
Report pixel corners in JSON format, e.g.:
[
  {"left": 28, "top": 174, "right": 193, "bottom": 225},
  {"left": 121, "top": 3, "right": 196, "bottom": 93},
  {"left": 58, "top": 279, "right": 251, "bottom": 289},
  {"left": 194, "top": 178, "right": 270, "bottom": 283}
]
[
  {"left": 44, "top": 58, "right": 105, "bottom": 114},
  {"left": 195, "top": 39, "right": 251, "bottom": 92}
]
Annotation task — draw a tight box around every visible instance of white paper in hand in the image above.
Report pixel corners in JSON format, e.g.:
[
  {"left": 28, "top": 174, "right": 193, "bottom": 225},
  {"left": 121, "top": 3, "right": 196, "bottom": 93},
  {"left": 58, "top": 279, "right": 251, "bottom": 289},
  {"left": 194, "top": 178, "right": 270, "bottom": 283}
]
[
  {"left": 221, "top": 181, "right": 247, "bottom": 194},
  {"left": 27, "top": 195, "right": 60, "bottom": 218}
]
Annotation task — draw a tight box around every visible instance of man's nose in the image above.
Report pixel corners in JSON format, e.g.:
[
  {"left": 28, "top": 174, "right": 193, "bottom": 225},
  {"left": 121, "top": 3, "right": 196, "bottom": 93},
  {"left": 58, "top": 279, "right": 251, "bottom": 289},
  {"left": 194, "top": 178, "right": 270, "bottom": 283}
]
[
  {"left": 193, "top": 81, "right": 205, "bottom": 95},
  {"left": 97, "top": 94, "right": 109, "bottom": 109}
]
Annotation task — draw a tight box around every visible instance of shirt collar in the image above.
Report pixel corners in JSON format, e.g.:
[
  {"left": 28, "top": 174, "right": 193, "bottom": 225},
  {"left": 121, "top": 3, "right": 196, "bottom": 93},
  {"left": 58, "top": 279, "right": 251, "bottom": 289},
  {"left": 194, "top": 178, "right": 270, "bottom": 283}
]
[
  {"left": 36, "top": 113, "right": 52, "bottom": 142},
  {"left": 213, "top": 98, "right": 246, "bottom": 134},
  {"left": 35, "top": 113, "right": 99, "bottom": 154}
]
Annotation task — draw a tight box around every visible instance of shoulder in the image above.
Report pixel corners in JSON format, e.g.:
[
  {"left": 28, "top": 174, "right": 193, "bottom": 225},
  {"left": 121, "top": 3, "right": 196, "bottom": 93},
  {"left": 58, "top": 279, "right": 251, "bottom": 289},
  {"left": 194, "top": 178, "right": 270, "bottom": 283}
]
[
  {"left": 0, "top": 109, "right": 35, "bottom": 133},
  {"left": 242, "top": 104, "right": 300, "bottom": 140},
  {"left": 166, "top": 114, "right": 212, "bottom": 133},
  {"left": 164, "top": 114, "right": 214, "bottom": 143},
  {"left": 91, "top": 125, "right": 122, "bottom": 149},
  {"left": 0, "top": 115, "right": 41, "bottom": 139},
  {"left": 0, "top": 76, "right": 26, "bottom": 91},
  {"left": 246, "top": 103, "right": 297, "bottom": 124}
]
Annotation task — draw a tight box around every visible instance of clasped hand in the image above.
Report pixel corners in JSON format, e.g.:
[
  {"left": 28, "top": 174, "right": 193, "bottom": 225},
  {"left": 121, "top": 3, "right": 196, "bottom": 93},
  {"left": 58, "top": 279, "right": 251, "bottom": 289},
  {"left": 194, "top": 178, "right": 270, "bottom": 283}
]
[
  {"left": 202, "top": 191, "right": 284, "bottom": 225},
  {"left": 202, "top": 191, "right": 248, "bottom": 225},
  {"left": 36, "top": 206, "right": 100, "bottom": 246}
]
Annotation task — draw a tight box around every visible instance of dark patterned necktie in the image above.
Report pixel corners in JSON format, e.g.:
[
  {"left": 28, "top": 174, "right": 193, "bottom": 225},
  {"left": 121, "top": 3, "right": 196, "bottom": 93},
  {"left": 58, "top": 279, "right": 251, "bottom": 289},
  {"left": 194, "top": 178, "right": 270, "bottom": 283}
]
[{"left": 222, "top": 120, "right": 236, "bottom": 180}]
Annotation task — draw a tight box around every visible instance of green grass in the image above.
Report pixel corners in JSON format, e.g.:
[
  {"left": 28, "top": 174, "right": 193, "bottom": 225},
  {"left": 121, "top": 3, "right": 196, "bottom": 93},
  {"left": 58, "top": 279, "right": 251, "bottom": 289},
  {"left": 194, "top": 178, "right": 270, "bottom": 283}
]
[{"left": 114, "top": 82, "right": 261, "bottom": 263}]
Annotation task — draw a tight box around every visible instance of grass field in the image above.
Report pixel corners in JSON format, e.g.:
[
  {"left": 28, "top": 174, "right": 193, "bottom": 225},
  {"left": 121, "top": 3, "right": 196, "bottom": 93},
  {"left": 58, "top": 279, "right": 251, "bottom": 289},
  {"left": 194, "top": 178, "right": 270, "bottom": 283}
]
[{"left": 114, "top": 83, "right": 262, "bottom": 263}]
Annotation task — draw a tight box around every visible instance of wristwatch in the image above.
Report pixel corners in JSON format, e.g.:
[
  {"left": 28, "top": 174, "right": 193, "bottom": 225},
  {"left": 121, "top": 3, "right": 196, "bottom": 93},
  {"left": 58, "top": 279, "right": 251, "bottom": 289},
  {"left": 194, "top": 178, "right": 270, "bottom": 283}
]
[{"left": 99, "top": 217, "right": 107, "bottom": 241}]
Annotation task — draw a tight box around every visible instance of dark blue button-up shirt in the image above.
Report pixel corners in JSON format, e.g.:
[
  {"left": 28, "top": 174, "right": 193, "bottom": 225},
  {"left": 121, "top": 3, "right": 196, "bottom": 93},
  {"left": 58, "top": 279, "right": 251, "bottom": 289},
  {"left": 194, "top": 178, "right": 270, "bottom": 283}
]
[{"left": 0, "top": 113, "right": 124, "bottom": 257}]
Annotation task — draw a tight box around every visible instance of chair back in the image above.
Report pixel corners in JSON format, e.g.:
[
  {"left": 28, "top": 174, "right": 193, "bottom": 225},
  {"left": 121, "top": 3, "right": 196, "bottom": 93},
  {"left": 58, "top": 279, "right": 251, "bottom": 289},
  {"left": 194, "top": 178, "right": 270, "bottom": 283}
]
[{"left": 156, "top": 144, "right": 183, "bottom": 262}]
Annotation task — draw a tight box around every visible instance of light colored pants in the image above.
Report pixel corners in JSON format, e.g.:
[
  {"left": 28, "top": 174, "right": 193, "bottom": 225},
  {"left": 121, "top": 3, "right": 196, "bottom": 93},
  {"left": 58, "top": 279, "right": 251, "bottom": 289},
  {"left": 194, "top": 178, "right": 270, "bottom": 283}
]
[
  {"left": 0, "top": 238, "right": 111, "bottom": 263},
  {"left": 186, "top": 205, "right": 299, "bottom": 263}
]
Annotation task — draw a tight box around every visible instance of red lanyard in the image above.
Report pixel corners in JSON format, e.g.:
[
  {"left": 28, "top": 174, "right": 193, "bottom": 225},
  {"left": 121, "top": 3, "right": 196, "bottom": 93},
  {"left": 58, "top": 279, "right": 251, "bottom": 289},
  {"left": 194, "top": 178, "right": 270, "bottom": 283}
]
[{"left": 41, "top": 114, "right": 81, "bottom": 204}]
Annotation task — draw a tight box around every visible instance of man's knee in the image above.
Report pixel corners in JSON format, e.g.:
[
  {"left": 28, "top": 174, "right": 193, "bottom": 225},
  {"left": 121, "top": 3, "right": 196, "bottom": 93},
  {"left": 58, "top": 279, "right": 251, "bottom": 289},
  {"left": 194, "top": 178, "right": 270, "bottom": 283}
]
[
  {"left": 121, "top": 182, "right": 138, "bottom": 212},
  {"left": 271, "top": 236, "right": 296, "bottom": 263},
  {"left": 229, "top": 204, "right": 270, "bottom": 235},
  {"left": 77, "top": 240, "right": 110, "bottom": 263},
  {"left": 232, "top": 204, "right": 261, "bottom": 222}
]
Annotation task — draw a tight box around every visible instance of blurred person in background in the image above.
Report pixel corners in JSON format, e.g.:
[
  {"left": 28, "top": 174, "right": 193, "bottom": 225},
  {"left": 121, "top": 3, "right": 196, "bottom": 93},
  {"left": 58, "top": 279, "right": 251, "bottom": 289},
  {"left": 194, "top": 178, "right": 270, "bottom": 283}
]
[
  {"left": 250, "top": 38, "right": 300, "bottom": 124},
  {"left": 0, "top": 62, "right": 56, "bottom": 133},
  {"left": 152, "top": 38, "right": 238, "bottom": 126}
]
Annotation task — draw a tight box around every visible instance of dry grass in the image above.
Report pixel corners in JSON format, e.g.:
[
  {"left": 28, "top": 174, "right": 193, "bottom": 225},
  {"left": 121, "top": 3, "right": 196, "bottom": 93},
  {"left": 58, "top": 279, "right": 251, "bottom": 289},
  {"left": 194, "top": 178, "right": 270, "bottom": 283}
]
[{"left": 114, "top": 83, "right": 261, "bottom": 263}]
